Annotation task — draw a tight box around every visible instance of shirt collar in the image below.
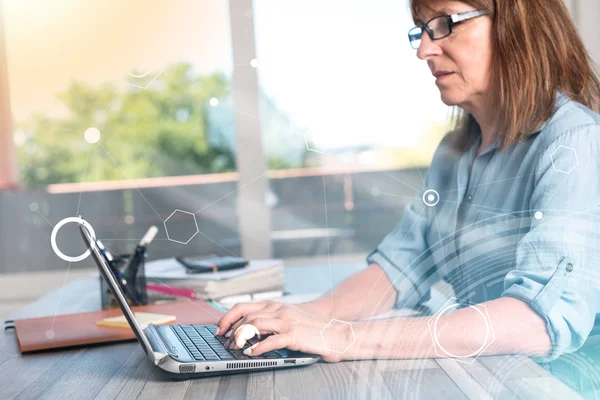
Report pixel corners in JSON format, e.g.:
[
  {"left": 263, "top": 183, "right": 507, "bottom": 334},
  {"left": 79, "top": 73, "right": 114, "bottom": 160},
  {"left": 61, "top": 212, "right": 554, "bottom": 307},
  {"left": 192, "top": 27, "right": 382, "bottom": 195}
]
[{"left": 474, "top": 135, "right": 502, "bottom": 158}]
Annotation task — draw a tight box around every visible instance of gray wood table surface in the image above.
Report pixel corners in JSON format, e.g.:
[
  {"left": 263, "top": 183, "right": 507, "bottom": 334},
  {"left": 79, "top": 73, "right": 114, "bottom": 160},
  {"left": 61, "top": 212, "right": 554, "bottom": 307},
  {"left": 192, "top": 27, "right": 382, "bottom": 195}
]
[{"left": 0, "top": 262, "right": 582, "bottom": 399}]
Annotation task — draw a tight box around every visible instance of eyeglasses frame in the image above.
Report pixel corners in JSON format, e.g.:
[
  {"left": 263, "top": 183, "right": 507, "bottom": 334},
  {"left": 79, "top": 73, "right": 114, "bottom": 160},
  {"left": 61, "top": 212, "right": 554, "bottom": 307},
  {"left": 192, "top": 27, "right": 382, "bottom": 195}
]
[{"left": 408, "top": 9, "right": 489, "bottom": 49}]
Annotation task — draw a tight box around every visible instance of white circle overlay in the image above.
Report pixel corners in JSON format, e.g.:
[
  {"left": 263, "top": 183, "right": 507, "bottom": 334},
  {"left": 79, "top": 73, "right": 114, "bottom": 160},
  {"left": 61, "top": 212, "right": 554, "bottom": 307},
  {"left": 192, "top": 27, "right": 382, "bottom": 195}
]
[
  {"left": 50, "top": 217, "right": 97, "bottom": 262},
  {"left": 433, "top": 303, "right": 491, "bottom": 358},
  {"left": 84, "top": 127, "right": 101, "bottom": 144},
  {"left": 422, "top": 189, "right": 440, "bottom": 207}
]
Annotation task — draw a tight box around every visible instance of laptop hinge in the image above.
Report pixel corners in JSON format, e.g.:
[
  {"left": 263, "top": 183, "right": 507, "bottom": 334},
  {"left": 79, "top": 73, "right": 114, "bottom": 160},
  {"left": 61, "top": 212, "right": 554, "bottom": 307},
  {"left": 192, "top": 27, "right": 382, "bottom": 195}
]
[{"left": 145, "top": 324, "right": 170, "bottom": 365}]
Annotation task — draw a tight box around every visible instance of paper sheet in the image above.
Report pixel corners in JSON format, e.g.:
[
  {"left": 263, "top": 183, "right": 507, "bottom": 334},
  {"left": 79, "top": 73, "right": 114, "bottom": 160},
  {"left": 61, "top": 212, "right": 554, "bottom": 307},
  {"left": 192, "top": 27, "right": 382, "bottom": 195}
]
[{"left": 145, "top": 258, "right": 283, "bottom": 281}]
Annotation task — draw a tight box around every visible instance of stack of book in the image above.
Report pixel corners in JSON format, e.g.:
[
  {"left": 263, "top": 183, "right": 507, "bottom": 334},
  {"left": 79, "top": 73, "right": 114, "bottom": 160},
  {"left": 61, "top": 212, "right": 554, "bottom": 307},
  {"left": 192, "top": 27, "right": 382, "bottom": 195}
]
[{"left": 144, "top": 258, "right": 284, "bottom": 301}]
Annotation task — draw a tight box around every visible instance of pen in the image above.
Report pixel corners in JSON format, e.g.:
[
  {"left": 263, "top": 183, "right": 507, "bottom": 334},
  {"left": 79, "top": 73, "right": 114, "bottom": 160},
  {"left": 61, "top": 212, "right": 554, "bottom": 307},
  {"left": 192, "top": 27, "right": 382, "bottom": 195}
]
[
  {"left": 124, "top": 226, "right": 158, "bottom": 278},
  {"left": 140, "top": 226, "right": 158, "bottom": 247},
  {"left": 123, "top": 226, "right": 159, "bottom": 305}
]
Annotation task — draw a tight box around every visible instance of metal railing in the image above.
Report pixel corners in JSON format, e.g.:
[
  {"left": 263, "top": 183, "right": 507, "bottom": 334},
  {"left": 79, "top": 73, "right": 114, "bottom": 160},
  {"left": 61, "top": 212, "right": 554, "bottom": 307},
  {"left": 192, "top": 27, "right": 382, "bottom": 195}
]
[{"left": 0, "top": 166, "right": 427, "bottom": 274}]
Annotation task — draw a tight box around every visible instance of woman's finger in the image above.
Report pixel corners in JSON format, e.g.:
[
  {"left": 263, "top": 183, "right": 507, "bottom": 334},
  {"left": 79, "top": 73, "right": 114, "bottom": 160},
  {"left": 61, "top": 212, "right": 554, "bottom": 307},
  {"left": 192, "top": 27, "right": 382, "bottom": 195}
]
[
  {"left": 232, "top": 324, "right": 261, "bottom": 348},
  {"left": 250, "top": 317, "right": 288, "bottom": 335},
  {"left": 216, "top": 302, "right": 261, "bottom": 335},
  {"left": 224, "top": 304, "right": 282, "bottom": 345},
  {"left": 229, "top": 318, "right": 288, "bottom": 349},
  {"left": 225, "top": 311, "right": 266, "bottom": 345},
  {"left": 217, "top": 300, "right": 277, "bottom": 335},
  {"left": 225, "top": 312, "right": 274, "bottom": 348},
  {"left": 242, "top": 334, "right": 292, "bottom": 357}
]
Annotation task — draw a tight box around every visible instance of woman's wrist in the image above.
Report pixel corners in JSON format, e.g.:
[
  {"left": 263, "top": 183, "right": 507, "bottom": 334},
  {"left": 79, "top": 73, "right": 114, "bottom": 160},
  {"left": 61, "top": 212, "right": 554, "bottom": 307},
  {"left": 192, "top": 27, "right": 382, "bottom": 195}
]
[
  {"left": 339, "top": 321, "right": 380, "bottom": 361},
  {"left": 339, "top": 318, "right": 435, "bottom": 361}
]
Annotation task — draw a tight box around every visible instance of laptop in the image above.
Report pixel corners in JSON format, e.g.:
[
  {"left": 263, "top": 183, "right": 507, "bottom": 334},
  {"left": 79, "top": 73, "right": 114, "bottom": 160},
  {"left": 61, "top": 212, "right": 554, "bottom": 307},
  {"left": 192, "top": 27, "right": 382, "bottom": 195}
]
[{"left": 79, "top": 222, "right": 320, "bottom": 378}]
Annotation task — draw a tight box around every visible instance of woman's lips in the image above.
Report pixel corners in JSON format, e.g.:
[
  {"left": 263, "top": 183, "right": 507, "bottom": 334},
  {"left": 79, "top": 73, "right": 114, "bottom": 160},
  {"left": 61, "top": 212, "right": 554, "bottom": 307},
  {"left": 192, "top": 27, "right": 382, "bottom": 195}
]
[{"left": 435, "top": 72, "right": 455, "bottom": 84}]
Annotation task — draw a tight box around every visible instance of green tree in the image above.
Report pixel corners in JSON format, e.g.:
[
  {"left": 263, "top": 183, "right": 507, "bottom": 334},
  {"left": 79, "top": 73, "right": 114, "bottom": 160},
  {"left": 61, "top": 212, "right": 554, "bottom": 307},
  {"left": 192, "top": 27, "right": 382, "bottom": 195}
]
[{"left": 17, "top": 63, "right": 236, "bottom": 188}]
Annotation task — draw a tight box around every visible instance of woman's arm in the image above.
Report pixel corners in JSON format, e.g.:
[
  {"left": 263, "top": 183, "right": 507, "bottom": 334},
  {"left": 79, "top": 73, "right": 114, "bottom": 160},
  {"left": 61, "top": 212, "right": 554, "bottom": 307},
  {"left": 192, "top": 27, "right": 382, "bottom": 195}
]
[
  {"left": 216, "top": 263, "right": 397, "bottom": 336},
  {"left": 242, "top": 296, "right": 551, "bottom": 361},
  {"left": 302, "top": 263, "right": 397, "bottom": 320},
  {"left": 344, "top": 297, "right": 551, "bottom": 360}
]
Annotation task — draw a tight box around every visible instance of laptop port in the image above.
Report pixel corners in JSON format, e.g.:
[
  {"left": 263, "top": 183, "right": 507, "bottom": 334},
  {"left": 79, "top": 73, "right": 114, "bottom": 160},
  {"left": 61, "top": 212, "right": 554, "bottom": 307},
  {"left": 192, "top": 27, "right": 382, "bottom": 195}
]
[
  {"left": 179, "top": 364, "right": 196, "bottom": 373},
  {"left": 283, "top": 359, "right": 296, "bottom": 364}
]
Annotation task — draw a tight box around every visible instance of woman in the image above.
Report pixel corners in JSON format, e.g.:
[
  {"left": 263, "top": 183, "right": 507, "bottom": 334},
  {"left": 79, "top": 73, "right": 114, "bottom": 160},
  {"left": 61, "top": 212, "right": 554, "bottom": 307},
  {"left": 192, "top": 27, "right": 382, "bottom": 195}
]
[{"left": 217, "top": 0, "right": 600, "bottom": 371}]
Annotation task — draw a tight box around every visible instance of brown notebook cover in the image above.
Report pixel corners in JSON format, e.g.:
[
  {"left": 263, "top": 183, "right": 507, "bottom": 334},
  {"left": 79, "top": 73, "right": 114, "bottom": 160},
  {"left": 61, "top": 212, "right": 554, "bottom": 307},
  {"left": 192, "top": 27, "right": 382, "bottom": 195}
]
[{"left": 14, "top": 301, "right": 223, "bottom": 353}]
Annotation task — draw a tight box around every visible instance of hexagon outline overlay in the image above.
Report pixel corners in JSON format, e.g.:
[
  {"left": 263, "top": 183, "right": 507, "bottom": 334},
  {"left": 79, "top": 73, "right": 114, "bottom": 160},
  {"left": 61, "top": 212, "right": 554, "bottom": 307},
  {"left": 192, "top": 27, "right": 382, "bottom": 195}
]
[
  {"left": 320, "top": 319, "right": 356, "bottom": 355},
  {"left": 550, "top": 145, "right": 579, "bottom": 174},
  {"left": 164, "top": 209, "right": 200, "bottom": 245},
  {"left": 427, "top": 297, "right": 496, "bottom": 365},
  {"left": 304, "top": 131, "right": 327, "bottom": 154},
  {"left": 127, "top": 67, "right": 165, "bottom": 90}
]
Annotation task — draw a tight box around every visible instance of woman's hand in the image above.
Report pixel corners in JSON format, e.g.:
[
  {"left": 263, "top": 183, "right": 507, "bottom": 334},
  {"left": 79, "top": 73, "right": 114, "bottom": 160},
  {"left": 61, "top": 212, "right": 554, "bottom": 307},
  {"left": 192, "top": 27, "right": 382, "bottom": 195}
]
[
  {"left": 215, "top": 300, "right": 326, "bottom": 338},
  {"left": 215, "top": 300, "right": 354, "bottom": 362},
  {"left": 224, "top": 305, "right": 355, "bottom": 363},
  {"left": 215, "top": 300, "right": 283, "bottom": 337}
]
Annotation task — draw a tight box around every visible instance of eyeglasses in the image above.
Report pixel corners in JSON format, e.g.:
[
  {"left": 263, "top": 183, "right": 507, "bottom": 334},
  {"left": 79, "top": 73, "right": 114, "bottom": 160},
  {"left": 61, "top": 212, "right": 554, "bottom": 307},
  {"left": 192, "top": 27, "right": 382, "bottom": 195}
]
[{"left": 408, "top": 9, "right": 488, "bottom": 50}]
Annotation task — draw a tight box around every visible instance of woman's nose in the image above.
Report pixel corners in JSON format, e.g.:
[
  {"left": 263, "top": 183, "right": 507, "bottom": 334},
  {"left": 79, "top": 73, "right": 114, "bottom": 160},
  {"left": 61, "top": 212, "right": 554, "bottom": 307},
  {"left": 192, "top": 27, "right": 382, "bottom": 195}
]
[{"left": 416, "top": 33, "right": 443, "bottom": 60}]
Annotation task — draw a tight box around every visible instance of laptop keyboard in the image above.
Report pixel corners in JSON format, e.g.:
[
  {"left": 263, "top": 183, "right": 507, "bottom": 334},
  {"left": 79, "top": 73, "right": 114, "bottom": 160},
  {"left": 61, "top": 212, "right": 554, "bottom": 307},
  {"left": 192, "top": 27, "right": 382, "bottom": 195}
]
[{"left": 171, "top": 324, "right": 280, "bottom": 361}]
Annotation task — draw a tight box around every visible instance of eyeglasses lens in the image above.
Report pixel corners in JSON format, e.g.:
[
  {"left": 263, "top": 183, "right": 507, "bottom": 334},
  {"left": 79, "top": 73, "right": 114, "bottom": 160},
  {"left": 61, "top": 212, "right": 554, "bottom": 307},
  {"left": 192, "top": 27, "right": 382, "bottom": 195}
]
[
  {"left": 428, "top": 16, "right": 450, "bottom": 39},
  {"left": 408, "top": 26, "right": 422, "bottom": 49}
]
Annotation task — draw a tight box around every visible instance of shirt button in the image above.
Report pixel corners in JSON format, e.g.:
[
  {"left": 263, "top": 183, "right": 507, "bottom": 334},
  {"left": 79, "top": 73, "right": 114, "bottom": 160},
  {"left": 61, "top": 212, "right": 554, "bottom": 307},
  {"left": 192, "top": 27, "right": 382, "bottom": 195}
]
[
  {"left": 467, "top": 195, "right": 472, "bottom": 201},
  {"left": 566, "top": 263, "right": 574, "bottom": 272}
]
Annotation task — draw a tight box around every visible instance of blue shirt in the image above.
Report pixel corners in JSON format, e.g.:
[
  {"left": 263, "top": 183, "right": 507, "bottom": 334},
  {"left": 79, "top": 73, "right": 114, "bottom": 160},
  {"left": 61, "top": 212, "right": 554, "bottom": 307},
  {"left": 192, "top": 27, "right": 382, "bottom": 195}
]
[{"left": 367, "top": 92, "right": 600, "bottom": 361}]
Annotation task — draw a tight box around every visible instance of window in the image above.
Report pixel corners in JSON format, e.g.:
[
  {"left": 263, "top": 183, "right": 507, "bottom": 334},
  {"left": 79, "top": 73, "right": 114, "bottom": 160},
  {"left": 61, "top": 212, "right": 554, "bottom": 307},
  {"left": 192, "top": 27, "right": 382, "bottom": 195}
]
[
  {"left": 1, "top": 0, "right": 455, "bottom": 273},
  {"left": 1, "top": 0, "right": 251, "bottom": 270},
  {"left": 252, "top": 0, "right": 452, "bottom": 257},
  {"left": 5, "top": 0, "right": 236, "bottom": 187}
]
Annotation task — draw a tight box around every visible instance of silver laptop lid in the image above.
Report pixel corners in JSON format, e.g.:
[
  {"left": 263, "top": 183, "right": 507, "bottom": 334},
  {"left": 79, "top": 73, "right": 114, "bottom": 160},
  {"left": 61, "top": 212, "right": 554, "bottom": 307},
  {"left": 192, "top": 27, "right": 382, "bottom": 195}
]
[{"left": 79, "top": 221, "right": 154, "bottom": 355}]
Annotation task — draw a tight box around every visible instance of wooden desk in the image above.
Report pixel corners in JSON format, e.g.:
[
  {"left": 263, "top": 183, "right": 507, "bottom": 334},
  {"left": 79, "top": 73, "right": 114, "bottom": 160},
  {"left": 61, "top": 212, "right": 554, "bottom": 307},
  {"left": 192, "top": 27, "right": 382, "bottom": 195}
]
[{"left": 1, "top": 263, "right": 581, "bottom": 399}]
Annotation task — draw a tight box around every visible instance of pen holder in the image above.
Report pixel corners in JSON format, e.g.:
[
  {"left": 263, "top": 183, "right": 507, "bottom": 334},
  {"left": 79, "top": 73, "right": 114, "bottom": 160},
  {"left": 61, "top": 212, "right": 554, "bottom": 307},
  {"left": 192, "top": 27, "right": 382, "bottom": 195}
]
[{"left": 100, "top": 252, "right": 149, "bottom": 310}]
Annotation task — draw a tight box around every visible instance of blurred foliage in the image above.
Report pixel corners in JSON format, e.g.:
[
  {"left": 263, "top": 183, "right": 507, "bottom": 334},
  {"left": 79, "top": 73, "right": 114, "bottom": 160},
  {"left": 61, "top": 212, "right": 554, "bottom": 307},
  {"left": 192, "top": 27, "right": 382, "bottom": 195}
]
[
  {"left": 15, "top": 61, "right": 449, "bottom": 188},
  {"left": 17, "top": 64, "right": 236, "bottom": 188}
]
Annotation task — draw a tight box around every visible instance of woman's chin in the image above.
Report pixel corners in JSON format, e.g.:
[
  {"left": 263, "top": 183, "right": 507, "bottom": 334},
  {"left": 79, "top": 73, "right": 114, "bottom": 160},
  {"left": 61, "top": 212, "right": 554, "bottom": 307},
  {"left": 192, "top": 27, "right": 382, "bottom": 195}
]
[{"left": 439, "top": 90, "right": 461, "bottom": 107}]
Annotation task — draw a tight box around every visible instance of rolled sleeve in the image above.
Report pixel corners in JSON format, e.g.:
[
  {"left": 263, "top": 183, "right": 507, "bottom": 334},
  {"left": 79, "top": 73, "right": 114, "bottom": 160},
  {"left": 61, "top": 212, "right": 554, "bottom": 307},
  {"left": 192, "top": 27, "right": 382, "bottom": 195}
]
[
  {"left": 366, "top": 185, "right": 437, "bottom": 309},
  {"left": 503, "top": 125, "right": 600, "bottom": 361}
]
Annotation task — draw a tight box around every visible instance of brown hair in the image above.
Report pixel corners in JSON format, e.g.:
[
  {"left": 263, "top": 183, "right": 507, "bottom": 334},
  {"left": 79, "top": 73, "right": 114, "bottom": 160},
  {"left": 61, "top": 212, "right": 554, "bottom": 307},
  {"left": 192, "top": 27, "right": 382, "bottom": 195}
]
[{"left": 410, "top": 0, "right": 600, "bottom": 151}]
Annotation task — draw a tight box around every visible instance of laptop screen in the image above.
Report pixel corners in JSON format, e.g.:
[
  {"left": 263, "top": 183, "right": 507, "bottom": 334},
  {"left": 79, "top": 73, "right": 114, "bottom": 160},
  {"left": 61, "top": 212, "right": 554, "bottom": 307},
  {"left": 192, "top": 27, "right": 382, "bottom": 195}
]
[{"left": 79, "top": 222, "right": 154, "bottom": 355}]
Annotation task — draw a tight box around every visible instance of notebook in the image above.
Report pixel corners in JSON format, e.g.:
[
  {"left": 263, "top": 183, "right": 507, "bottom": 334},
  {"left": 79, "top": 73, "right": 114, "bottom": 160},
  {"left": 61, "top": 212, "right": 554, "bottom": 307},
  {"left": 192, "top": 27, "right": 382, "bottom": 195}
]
[
  {"left": 145, "top": 259, "right": 284, "bottom": 300},
  {"left": 13, "top": 300, "right": 222, "bottom": 353},
  {"left": 145, "top": 259, "right": 282, "bottom": 280}
]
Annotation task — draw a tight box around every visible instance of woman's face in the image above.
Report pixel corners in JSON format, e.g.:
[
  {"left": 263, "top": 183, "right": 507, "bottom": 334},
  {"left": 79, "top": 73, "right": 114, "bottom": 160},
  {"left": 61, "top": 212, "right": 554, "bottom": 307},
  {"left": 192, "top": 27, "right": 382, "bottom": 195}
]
[{"left": 415, "top": 1, "right": 493, "bottom": 111}]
